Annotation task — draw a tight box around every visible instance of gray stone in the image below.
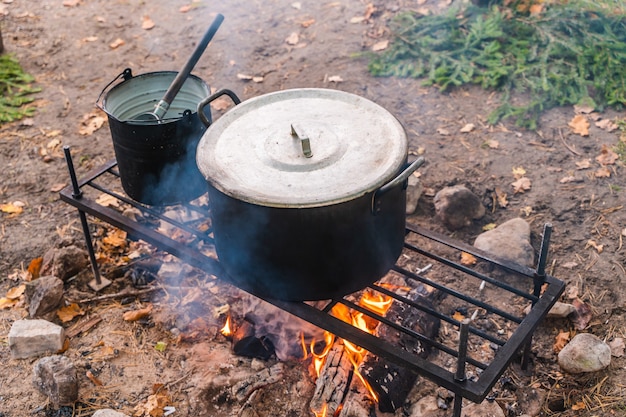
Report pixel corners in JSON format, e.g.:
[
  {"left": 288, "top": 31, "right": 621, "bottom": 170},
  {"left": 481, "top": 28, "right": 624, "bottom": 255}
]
[
  {"left": 32, "top": 355, "right": 78, "bottom": 407},
  {"left": 546, "top": 302, "right": 576, "bottom": 318},
  {"left": 406, "top": 175, "right": 423, "bottom": 215},
  {"left": 92, "top": 410, "right": 131, "bottom": 417},
  {"left": 558, "top": 333, "right": 611, "bottom": 373},
  {"left": 8, "top": 319, "right": 65, "bottom": 359},
  {"left": 40, "top": 245, "right": 88, "bottom": 281},
  {"left": 434, "top": 185, "right": 485, "bottom": 230},
  {"left": 25, "top": 275, "right": 64, "bottom": 318},
  {"left": 461, "top": 399, "right": 506, "bottom": 417},
  {"left": 473, "top": 218, "right": 534, "bottom": 267}
]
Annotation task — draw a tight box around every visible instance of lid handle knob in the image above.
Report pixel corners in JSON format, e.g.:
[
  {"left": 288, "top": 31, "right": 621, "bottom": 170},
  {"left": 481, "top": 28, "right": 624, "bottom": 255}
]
[{"left": 290, "top": 124, "right": 313, "bottom": 158}]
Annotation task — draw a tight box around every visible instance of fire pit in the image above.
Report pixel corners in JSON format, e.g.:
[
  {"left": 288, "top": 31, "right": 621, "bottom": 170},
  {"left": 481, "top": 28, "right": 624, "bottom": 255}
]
[{"left": 60, "top": 149, "right": 565, "bottom": 417}]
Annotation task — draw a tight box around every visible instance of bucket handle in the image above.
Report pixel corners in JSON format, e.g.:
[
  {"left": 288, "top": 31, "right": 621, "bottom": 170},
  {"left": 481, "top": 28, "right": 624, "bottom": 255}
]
[
  {"left": 197, "top": 89, "right": 241, "bottom": 127},
  {"left": 96, "top": 68, "right": 134, "bottom": 112},
  {"left": 371, "top": 157, "right": 425, "bottom": 215}
]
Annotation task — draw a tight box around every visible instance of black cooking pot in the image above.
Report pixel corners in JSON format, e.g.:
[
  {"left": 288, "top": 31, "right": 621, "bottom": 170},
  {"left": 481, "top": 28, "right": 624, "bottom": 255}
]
[{"left": 196, "top": 88, "right": 424, "bottom": 301}]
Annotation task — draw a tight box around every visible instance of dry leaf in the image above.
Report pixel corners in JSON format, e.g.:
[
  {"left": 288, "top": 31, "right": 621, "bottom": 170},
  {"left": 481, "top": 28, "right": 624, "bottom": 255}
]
[
  {"left": 562, "top": 261, "right": 578, "bottom": 269},
  {"left": 350, "top": 16, "right": 366, "bottom": 23},
  {"left": 95, "top": 193, "right": 119, "bottom": 207},
  {"left": 571, "top": 401, "right": 586, "bottom": 411},
  {"left": 529, "top": 3, "right": 543, "bottom": 14},
  {"left": 596, "top": 144, "right": 618, "bottom": 165},
  {"left": 452, "top": 311, "right": 465, "bottom": 322},
  {"left": 327, "top": 75, "right": 343, "bottom": 83},
  {"left": 595, "top": 118, "right": 618, "bottom": 132},
  {"left": 236, "top": 73, "right": 253, "bottom": 81},
  {"left": 609, "top": 338, "right": 625, "bottom": 357},
  {"left": 372, "top": 40, "right": 389, "bottom": 51},
  {"left": 134, "top": 389, "right": 169, "bottom": 417},
  {"left": 50, "top": 183, "right": 66, "bottom": 192},
  {"left": 62, "top": 0, "right": 81, "bottom": 6},
  {"left": 559, "top": 176, "right": 578, "bottom": 184},
  {"left": 511, "top": 177, "right": 531, "bottom": 194},
  {"left": 86, "top": 370, "right": 103, "bottom": 386},
  {"left": 28, "top": 257, "right": 43, "bottom": 280},
  {"left": 553, "top": 331, "right": 570, "bottom": 353},
  {"left": 285, "top": 32, "right": 299, "bottom": 45},
  {"left": 460, "top": 252, "right": 477, "bottom": 266},
  {"left": 486, "top": 139, "right": 499, "bottom": 149},
  {"left": 252, "top": 76, "right": 264, "bottom": 83},
  {"left": 103, "top": 229, "right": 127, "bottom": 248},
  {"left": 570, "top": 298, "right": 592, "bottom": 330},
  {"left": 57, "top": 303, "right": 85, "bottom": 323},
  {"left": 460, "top": 123, "right": 475, "bottom": 133},
  {"left": 6, "top": 284, "right": 25, "bottom": 300},
  {"left": 79, "top": 112, "right": 106, "bottom": 135},
  {"left": 210, "top": 97, "right": 233, "bottom": 111},
  {"left": 494, "top": 187, "right": 508, "bottom": 208},
  {"left": 291, "top": 1, "right": 302, "bottom": 9},
  {"left": 482, "top": 223, "right": 496, "bottom": 231},
  {"left": 300, "top": 19, "right": 315, "bottom": 28},
  {"left": 520, "top": 206, "right": 533, "bottom": 217},
  {"left": 436, "top": 128, "right": 450, "bottom": 136},
  {"left": 1, "top": 201, "right": 24, "bottom": 215},
  {"left": 82, "top": 36, "right": 98, "bottom": 43},
  {"left": 0, "top": 298, "right": 18, "bottom": 309},
  {"left": 363, "top": 3, "right": 377, "bottom": 20},
  {"left": 109, "top": 38, "right": 125, "bottom": 49},
  {"left": 594, "top": 166, "right": 611, "bottom": 178},
  {"left": 575, "top": 159, "right": 591, "bottom": 170},
  {"left": 585, "top": 239, "right": 603, "bottom": 253},
  {"left": 123, "top": 304, "right": 153, "bottom": 321},
  {"left": 179, "top": 4, "right": 192, "bottom": 13},
  {"left": 512, "top": 166, "right": 526, "bottom": 179},
  {"left": 568, "top": 114, "right": 589, "bottom": 136},
  {"left": 142, "top": 15, "right": 155, "bottom": 30}
]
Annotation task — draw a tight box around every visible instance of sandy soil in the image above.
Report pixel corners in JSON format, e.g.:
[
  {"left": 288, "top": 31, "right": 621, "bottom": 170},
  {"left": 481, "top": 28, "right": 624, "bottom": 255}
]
[{"left": 1, "top": 0, "right": 625, "bottom": 416}]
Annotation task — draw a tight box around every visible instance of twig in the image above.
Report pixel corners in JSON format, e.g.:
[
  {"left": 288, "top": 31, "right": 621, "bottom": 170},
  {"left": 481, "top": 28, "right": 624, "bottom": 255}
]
[
  {"left": 559, "top": 128, "right": 582, "bottom": 156},
  {"left": 73, "top": 287, "right": 161, "bottom": 304}
]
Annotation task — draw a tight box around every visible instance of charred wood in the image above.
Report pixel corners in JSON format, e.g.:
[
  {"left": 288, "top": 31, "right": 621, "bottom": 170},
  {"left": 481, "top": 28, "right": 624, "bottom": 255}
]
[
  {"left": 231, "top": 363, "right": 284, "bottom": 402},
  {"left": 310, "top": 341, "right": 354, "bottom": 417},
  {"left": 232, "top": 319, "right": 276, "bottom": 360},
  {"left": 360, "top": 286, "right": 441, "bottom": 413}
]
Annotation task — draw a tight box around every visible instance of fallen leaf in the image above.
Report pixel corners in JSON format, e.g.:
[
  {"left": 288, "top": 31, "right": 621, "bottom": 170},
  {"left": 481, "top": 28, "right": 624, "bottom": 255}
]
[
  {"left": 595, "top": 118, "right": 618, "bottom": 132},
  {"left": 109, "top": 38, "right": 125, "bottom": 49},
  {"left": 134, "top": 389, "right": 169, "bottom": 417},
  {"left": 436, "top": 128, "right": 450, "bottom": 136},
  {"left": 609, "top": 337, "right": 625, "bottom": 357},
  {"left": 571, "top": 401, "right": 586, "bottom": 411},
  {"left": 520, "top": 206, "right": 533, "bottom": 217},
  {"left": 363, "top": 3, "right": 377, "bottom": 20},
  {"left": 594, "top": 166, "right": 611, "bottom": 178},
  {"left": 482, "top": 223, "right": 496, "bottom": 231},
  {"left": 529, "top": 3, "right": 543, "bottom": 14},
  {"left": 553, "top": 330, "right": 570, "bottom": 353},
  {"left": 0, "top": 298, "right": 18, "bottom": 309},
  {"left": 291, "top": 1, "right": 301, "bottom": 9},
  {"left": 562, "top": 261, "right": 579, "bottom": 269},
  {"left": 512, "top": 166, "right": 526, "bottom": 179},
  {"left": 585, "top": 239, "right": 603, "bottom": 253},
  {"left": 460, "top": 252, "right": 477, "bottom": 266},
  {"left": 179, "top": 4, "right": 192, "bottom": 12},
  {"left": 350, "top": 16, "right": 366, "bottom": 23},
  {"left": 82, "top": 36, "right": 98, "bottom": 43},
  {"left": 372, "top": 40, "right": 389, "bottom": 51},
  {"left": 154, "top": 341, "right": 167, "bottom": 352},
  {"left": 103, "top": 229, "right": 127, "bottom": 248},
  {"left": 285, "top": 32, "right": 299, "bottom": 45},
  {"left": 1, "top": 201, "right": 24, "bottom": 216},
  {"left": 300, "top": 18, "right": 315, "bottom": 28},
  {"left": 452, "top": 311, "right": 465, "bottom": 322},
  {"left": 79, "top": 112, "right": 106, "bottom": 135},
  {"left": 252, "top": 76, "right": 264, "bottom": 83},
  {"left": 570, "top": 298, "right": 592, "bottom": 330},
  {"left": 568, "top": 114, "right": 589, "bottom": 136},
  {"left": 327, "top": 75, "right": 343, "bottom": 83},
  {"left": 28, "top": 257, "right": 43, "bottom": 280},
  {"left": 96, "top": 193, "right": 119, "bottom": 207},
  {"left": 57, "top": 303, "right": 85, "bottom": 323},
  {"left": 236, "top": 73, "right": 254, "bottom": 81},
  {"left": 62, "top": 0, "right": 81, "bottom": 6},
  {"left": 596, "top": 144, "right": 618, "bottom": 165},
  {"left": 123, "top": 304, "right": 153, "bottom": 321},
  {"left": 460, "top": 123, "right": 475, "bottom": 133},
  {"left": 142, "top": 15, "right": 155, "bottom": 30},
  {"left": 575, "top": 159, "right": 591, "bottom": 170},
  {"left": 486, "top": 139, "right": 499, "bottom": 149},
  {"left": 6, "top": 284, "right": 25, "bottom": 300},
  {"left": 50, "top": 183, "right": 66, "bottom": 192},
  {"left": 86, "top": 370, "right": 103, "bottom": 386},
  {"left": 559, "top": 176, "right": 578, "bottom": 184},
  {"left": 494, "top": 187, "right": 508, "bottom": 208},
  {"left": 511, "top": 177, "right": 531, "bottom": 194}
]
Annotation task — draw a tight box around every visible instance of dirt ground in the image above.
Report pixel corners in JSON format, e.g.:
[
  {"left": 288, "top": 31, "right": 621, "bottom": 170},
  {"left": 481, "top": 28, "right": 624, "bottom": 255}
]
[{"left": 1, "top": 0, "right": 625, "bottom": 416}]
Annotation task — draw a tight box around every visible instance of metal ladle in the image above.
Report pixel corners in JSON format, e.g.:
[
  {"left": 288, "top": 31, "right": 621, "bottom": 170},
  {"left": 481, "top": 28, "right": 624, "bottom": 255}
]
[{"left": 134, "top": 13, "right": 224, "bottom": 122}]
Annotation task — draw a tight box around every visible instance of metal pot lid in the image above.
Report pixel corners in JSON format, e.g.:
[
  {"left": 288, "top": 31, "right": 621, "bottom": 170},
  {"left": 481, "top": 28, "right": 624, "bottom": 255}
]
[{"left": 196, "top": 88, "right": 408, "bottom": 208}]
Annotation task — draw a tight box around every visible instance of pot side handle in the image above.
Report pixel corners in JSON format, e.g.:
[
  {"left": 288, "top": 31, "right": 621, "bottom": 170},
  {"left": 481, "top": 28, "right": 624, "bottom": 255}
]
[
  {"left": 197, "top": 89, "right": 242, "bottom": 127},
  {"left": 372, "top": 156, "right": 425, "bottom": 215},
  {"left": 95, "top": 68, "right": 134, "bottom": 113}
]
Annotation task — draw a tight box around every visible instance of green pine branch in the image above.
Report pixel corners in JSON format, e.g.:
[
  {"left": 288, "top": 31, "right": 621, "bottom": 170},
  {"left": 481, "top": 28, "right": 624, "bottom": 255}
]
[{"left": 0, "top": 54, "right": 40, "bottom": 123}]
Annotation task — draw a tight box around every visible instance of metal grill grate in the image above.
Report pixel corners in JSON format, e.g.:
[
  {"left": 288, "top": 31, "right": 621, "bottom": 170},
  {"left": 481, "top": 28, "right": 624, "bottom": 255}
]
[{"left": 60, "top": 148, "right": 565, "bottom": 416}]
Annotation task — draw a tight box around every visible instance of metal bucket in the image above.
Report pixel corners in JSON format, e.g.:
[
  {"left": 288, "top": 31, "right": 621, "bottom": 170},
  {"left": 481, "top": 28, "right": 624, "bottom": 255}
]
[{"left": 98, "top": 68, "right": 211, "bottom": 206}]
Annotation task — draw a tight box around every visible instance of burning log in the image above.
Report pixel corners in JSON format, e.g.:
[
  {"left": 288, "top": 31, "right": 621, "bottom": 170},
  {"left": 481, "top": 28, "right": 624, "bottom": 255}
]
[
  {"left": 359, "top": 286, "right": 440, "bottom": 413},
  {"left": 309, "top": 341, "right": 354, "bottom": 416},
  {"left": 231, "top": 363, "right": 284, "bottom": 402}
]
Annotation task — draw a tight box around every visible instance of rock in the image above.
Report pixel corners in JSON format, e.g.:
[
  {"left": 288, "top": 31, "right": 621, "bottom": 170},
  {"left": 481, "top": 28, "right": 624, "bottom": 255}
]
[
  {"left": 408, "top": 395, "right": 441, "bottom": 417},
  {"left": 40, "top": 245, "right": 88, "bottom": 281},
  {"left": 558, "top": 333, "right": 611, "bottom": 373},
  {"left": 32, "top": 355, "right": 78, "bottom": 407},
  {"left": 434, "top": 185, "right": 485, "bottom": 230},
  {"left": 473, "top": 218, "right": 534, "bottom": 267},
  {"left": 24, "top": 275, "right": 64, "bottom": 318},
  {"left": 92, "top": 410, "right": 131, "bottom": 417},
  {"left": 461, "top": 399, "right": 506, "bottom": 417},
  {"left": 8, "top": 319, "right": 65, "bottom": 359},
  {"left": 546, "top": 302, "right": 576, "bottom": 318},
  {"left": 406, "top": 175, "right": 423, "bottom": 215}
]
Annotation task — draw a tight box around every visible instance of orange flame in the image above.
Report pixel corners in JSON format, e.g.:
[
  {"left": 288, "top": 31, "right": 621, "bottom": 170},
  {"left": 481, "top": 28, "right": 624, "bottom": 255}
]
[
  {"left": 312, "top": 403, "right": 328, "bottom": 417},
  {"left": 220, "top": 314, "right": 232, "bottom": 337}
]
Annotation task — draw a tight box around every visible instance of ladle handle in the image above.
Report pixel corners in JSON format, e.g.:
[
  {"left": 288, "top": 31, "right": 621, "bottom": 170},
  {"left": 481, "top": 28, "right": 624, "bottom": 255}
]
[{"left": 154, "top": 13, "right": 225, "bottom": 118}]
